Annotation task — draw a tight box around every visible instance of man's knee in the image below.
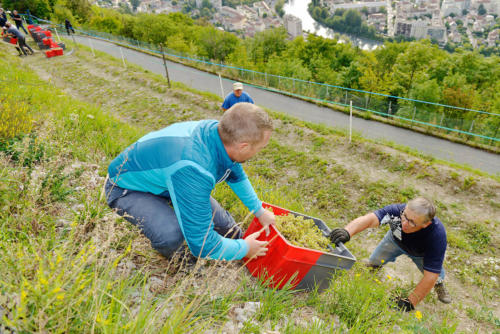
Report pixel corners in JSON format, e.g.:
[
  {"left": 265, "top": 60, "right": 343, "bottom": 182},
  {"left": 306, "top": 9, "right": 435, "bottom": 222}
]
[{"left": 151, "top": 230, "right": 184, "bottom": 258}]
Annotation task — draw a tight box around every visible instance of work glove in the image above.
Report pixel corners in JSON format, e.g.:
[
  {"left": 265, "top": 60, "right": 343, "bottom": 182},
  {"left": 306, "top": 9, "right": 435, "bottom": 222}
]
[
  {"left": 393, "top": 297, "right": 415, "bottom": 312},
  {"left": 328, "top": 228, "right": 350, "bottom": 245}
]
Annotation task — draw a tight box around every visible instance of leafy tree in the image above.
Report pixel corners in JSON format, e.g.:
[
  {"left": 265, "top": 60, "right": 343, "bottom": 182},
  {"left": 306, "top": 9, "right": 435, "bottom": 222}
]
[
  {"left": 196, "top": 26, "right": 239, "bottom": 61},
  {"left": 1, "top": 0, "right": 52, "bottom": 18},
  {"left": 130, "top": 0, "right": 141, "bottom": 12},
  {"left": 392, "top": 41, "right": 438, "bottom": 96},
  {"left": 478, "top": 4, "right": 486, "bottom": 16}
]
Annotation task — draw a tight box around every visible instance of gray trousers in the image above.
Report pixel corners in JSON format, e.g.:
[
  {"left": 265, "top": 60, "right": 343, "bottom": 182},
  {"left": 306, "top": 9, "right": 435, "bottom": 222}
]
[{"left": 104, "top": 178, "right": 242, "bottom": 258}]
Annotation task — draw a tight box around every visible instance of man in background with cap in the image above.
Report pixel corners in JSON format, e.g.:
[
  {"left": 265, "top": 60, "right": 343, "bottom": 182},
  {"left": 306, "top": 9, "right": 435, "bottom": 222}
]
[{"left": 221, "top": 82, "right": 254, "bottom": 112}]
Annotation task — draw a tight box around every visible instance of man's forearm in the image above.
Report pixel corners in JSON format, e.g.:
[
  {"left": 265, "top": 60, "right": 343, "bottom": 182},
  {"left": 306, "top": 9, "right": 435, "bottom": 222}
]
[
  {"left": 408, "top": 271, "right": 439, "bottom": 306},
  {"left": 344, "top": 213, "right": 379, "bottom": 237}
]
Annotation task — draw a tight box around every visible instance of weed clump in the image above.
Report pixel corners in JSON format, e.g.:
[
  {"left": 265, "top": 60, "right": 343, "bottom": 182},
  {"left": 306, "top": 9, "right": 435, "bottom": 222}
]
[{"left": 275, "top": 214, "right": 330, "bottom": 252}]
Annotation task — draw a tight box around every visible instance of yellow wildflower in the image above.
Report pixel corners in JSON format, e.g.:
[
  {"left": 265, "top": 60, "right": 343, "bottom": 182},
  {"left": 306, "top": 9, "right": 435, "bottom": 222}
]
[
  {"left": 386, "top": 275, "right": 392, "bottom": 280},
  {"left": 52, "top": 287, "right": 62, "bottom": 294},
  {"left": 56, "top": 294, "right": 65, "bottom": 300},
  {"left": 380, "top": 259, "right": 385, "bottom": 264},
  {"left": 355, "top": 273, "right": 361, "bottom": 277},
  {"left": 415, "top": 310, "right": 422, "bottom": 320}
]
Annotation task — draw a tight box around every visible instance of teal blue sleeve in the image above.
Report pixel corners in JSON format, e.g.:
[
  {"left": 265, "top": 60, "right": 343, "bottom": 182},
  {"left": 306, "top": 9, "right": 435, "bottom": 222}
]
[
  {"left": 227, "top": 177, "right": 262, "bottom": 216},
  {"left": 168, "top": 164, "right": 248, "bottom": 260}
]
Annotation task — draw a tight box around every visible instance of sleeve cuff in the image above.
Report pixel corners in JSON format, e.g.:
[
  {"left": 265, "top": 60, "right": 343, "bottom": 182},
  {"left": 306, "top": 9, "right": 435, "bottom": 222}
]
[{"left": 254, "top": 207, "right": 265, "bottom": 218}]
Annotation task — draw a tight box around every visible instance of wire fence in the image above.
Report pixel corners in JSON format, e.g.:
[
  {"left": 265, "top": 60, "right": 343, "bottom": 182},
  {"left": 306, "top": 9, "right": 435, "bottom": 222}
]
[{"left": 28, "top": 15, "right": 500, "bottom": 147}]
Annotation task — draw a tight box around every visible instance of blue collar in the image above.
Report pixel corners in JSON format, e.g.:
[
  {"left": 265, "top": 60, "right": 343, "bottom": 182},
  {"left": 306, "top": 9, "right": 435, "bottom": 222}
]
[{"left": 210, "top": 121, "right": 236, "bottom": 170}]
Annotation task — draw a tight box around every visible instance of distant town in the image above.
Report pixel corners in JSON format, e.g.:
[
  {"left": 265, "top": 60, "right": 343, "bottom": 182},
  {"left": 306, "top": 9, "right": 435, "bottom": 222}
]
[{"left": 94, "top": 0, "right": 499, "bottom": 52}]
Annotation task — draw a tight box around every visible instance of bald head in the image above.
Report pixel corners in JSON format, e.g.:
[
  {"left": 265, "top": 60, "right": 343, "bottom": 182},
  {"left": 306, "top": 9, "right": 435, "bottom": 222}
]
[{"left": 218, "top": 103, "right": 273, "bottom": 145}]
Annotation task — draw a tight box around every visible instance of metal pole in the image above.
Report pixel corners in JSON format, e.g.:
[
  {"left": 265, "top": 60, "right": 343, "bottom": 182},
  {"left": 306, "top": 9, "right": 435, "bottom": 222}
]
[
  {"left": 388, "top": 101, "right": 392, "bottom": 115},
  {"left": 54, "top": 27, "right": 61, "bottom": 43},
  {"left": 160, "top": 44, "right": 171, "bottom": 88},
  {"left": 88, "top": 37, "right": 95, "bottom": 56},
  {"left": 345, "top": 91, "right": 348, "bottom": 105},
  {"left": 218, "top": 74, "right": 225, "bottom": 100},
  {"left": 468, "top": 119, "right": 475, "bottom": 133},
  {"left": 349, "top": 100, "right": 353, "bottom": 143},
  {"left": 119, "top": 46, "right": 126, "bottom": 68},
  {"left": 71, "top": 34, "right": 77, "bottom": 50},
  {"left": 439, "top": 113, "right": 445, "bottom": 126}
]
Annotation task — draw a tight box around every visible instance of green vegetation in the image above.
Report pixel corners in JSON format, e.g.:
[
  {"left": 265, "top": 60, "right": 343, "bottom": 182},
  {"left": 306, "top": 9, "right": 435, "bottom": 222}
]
[
  {"left": 0, "top": 36, "right": 498, "bottom": 332},
  {"left": 13, "top": 1, "right": 500, "bottom": 148},
  {"left": 308, "top": 1, "right": 381, "bottom": 41}
]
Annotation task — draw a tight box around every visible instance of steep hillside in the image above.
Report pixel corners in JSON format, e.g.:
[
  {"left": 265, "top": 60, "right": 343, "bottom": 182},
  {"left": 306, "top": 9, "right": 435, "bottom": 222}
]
[{"left": 0, "top": 41, "right": 498, "bottom": 333}]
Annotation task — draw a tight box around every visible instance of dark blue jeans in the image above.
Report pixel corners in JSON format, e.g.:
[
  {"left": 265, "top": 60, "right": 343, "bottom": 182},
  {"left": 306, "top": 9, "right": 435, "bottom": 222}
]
[{"left": 105, "top": 178, "right": 242, "bottom": 258}]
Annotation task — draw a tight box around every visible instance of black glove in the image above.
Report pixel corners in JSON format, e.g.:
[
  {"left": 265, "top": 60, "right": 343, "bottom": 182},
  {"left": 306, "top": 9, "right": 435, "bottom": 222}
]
[
  {"left": 329, "top": 228, "right": 350, "bottom": 245},
  {"left": 394, "top": 297, "right": 415, "bottom": 312}
]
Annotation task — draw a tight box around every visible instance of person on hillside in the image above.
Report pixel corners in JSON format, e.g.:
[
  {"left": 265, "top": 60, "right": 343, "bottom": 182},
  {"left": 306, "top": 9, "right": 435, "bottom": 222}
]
[
  {"left": 0, "top": 8, "right": 7, "bottom": 28},
  {"left": 65, "top": 19, "right": 75, "bottom": 35},
  {"left": 329, "top": 197, "right": 452, "bottom": 311},
  {"left": 105, "top": 103, "right": 275, "bottom": 262},
  {"left": 5, "top": 22, "right": 33, "bottom": 56},
  {"left": 221, "top": 82, "right": 254, "bottom": 112},
  {"left": 10, "top": 10, "right": 27, "bottom": 34}
]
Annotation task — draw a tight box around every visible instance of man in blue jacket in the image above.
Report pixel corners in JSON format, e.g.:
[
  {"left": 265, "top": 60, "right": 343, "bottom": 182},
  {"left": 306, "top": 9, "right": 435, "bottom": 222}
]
[
  {"left": 105, "top": 103, "right": 274, "bottom": 261},
  {"left": 329, "top": 197, "right": 451, "bottom": 311},
  {"left": 221, "top": 82, "right": 254, "bottom": 112}
]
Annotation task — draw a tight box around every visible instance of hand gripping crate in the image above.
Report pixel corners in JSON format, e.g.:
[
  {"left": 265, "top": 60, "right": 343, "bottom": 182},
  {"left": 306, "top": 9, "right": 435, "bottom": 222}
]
[{"left": 243, "top": 203, "right": 356, "bottom": 291}]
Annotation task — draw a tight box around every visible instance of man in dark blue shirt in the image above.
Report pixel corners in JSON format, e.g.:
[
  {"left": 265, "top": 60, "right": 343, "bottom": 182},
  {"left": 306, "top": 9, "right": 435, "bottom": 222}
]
[
  {"left": 329, "top": 197, "right": 451, "bottom": 311},
  {"left": 221, "top": 82, "right": 254, "bottom": 112}
]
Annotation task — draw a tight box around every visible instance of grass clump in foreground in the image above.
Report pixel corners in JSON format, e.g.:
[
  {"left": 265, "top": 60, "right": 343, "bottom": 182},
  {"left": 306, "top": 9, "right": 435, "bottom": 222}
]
[{"left": 0, "top": 44, "right": 488, "bottom": 332}]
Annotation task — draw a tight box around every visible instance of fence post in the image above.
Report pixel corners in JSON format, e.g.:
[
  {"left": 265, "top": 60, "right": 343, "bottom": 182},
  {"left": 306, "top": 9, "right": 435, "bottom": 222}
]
[
  {"left": 218, "top": 74, "right": 224, "bottom": 100},
  {"left": 119, "top": 46, "right": 126, "bottom": 68},
  {"left": 439, "top": 113, "right": 445, "bottom": 126},
  {"left": 468, "top": 119, "right": 475, "bottom": 133},
  {"left": 388, "top": 101, "right": 392, "bottom": 115},
  {"left": 326, "top": 85, "right": 329, "bottom": 98},
  {"left": 349, "top": 100, "right": 353, "bottom": 143},
  {"left": 160, "top": 44, "right": 171, "bottom": 89},
  {"left": 88, "top": 37, "right": 95, "bottom": 56}
]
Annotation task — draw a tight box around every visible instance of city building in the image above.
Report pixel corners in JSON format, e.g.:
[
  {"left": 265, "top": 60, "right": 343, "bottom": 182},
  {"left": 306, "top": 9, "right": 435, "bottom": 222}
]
[{"left": 283, "top": 14, "right": 302, "bottom": 39}]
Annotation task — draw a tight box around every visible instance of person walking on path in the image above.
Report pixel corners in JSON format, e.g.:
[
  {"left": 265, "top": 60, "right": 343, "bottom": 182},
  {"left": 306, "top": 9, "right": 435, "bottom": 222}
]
[
  {"left": 0, "top": 8, "right": 7, "bottom": 28},
  {"left": 105, "top": 103, "right": 275, "bottom": 262},
  {"left": 329, "top": 197, "right": 452, "bottom": 311},
  {"left": 221, "top": 82, "right": 254, "bottom": 112},
  {"left": 65, "top": 19, "right": 75, "bottom": 35},
  {"left": 10, "top": 10, "right": 28, "bottom": 34},
  {"left": 5, "top": 22, "right": 33, "bottom": 56}
]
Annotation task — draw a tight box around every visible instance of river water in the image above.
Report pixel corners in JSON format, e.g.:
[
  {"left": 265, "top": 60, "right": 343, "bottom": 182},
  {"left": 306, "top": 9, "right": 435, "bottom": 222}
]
[{"left": 283, "top": 0, "right": 383, "bottom": 50}]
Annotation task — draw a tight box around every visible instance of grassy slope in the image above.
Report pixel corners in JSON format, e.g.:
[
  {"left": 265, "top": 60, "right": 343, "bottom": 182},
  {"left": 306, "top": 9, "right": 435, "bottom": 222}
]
[{"left": 0, "top": 41, "right": 498, "bottom": 333}]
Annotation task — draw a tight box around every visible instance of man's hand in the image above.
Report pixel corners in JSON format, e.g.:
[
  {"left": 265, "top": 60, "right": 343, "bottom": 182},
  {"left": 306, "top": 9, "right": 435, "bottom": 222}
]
[
  {"left": 328, "top": 228, "right": 350, "bottom": 245},
  {"left": 393, "top": 297, "right": 415, "bottom": 312},
  {"left": 244, "top": 229, "right": 269, "bottom": 259},
  {"left": 257, "top": 209, "right": 275, "bottom": 236}
]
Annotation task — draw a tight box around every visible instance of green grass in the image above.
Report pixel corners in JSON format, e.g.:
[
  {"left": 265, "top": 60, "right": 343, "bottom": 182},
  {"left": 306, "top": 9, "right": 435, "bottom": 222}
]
[{"left": 0, "top": 42, "right": 498, "bottom": 333}]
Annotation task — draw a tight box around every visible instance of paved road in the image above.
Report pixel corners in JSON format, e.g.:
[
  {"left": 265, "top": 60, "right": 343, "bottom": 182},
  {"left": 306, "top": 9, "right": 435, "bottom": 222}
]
[{"left": 73, "top": 36, "right": 500, "bottom": 175}]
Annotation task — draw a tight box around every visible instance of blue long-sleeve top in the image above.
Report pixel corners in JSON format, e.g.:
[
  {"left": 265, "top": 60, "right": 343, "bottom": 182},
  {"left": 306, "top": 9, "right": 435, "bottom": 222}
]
[{"left": 108, "top": 120, "right": 263, "bottom": 260}]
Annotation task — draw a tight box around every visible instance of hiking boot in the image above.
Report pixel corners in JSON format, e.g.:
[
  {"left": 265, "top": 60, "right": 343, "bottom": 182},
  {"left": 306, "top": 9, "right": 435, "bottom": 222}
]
[{"left": 435, "top": 282, "right": 452, "bottom": 304}]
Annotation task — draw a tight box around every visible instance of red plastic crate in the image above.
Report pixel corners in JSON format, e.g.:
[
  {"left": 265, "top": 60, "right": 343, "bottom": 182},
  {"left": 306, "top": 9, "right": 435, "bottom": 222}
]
[
  {"left": 53, "top": 48, "right": 63, "bottom": 56},
  {"left": 243, "top": 203, "right": 356, "bottom": 291},
  {"left": 45, "top": 50, "right": 55, "bottom": 58},
  {"left": 43, "top": 31, "right": 52, "bottom": 37},
  {"left": 42, "top": 38, "right": 52, "bottom": 45},
  {"left": 35, "top": 26, "right": 42, "bottom": 32},
  {"left": 9, "top": 38, "right": 17, "bottom": 45}
]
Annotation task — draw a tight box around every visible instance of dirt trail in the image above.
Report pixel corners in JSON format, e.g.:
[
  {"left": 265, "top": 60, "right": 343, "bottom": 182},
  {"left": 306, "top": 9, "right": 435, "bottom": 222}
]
[{"left": 20, "top": 48, "right": 500, "bottom": 333}]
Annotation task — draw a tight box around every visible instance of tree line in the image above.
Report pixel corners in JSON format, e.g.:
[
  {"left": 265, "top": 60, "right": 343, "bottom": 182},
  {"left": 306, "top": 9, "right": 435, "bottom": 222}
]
[{"left": 7, "top": 0, "right": 500, "bottom": 144}]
